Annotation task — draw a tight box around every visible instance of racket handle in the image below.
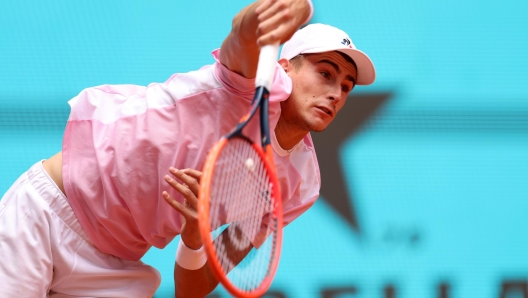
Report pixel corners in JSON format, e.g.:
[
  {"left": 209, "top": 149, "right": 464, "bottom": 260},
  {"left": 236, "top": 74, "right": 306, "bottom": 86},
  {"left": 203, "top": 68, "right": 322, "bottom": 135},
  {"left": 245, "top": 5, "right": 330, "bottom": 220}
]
[{"left": 255, "top": 43, "right": 280, "bottom": 91}]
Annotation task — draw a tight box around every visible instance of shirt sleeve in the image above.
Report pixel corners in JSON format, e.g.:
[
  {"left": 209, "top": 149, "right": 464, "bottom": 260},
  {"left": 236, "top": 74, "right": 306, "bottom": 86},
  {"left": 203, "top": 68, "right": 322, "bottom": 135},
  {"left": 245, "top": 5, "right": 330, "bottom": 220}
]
[{"left": 211, "top": 49, "right": 292, "bottom": 104}]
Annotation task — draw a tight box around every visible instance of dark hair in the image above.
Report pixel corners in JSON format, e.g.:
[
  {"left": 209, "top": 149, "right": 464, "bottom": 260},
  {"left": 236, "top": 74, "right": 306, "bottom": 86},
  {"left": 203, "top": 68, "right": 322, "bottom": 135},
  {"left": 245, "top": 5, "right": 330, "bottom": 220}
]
[
  {"left": 336, "top": 51, "right": 358, "bottom": 72},
  {"left": 289, "top": 54, "right": 305, "bottom": 71},
  {"left": 288, "top": 52, "right": 358, "bottom": 73}
]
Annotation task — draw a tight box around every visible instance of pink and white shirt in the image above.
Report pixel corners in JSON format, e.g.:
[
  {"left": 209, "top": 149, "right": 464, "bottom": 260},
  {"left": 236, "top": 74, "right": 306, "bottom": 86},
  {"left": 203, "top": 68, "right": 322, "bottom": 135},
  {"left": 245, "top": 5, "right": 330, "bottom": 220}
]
[{"left": 62, "top": 49, "right": 321, "bottom": 261}]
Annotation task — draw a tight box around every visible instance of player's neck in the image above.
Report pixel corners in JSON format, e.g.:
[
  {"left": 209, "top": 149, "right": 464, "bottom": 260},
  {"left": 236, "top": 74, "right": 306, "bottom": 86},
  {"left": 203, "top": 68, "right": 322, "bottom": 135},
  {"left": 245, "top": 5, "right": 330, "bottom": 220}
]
[{"left": 274, "top": 117, "right": 308, "bottom": 151}]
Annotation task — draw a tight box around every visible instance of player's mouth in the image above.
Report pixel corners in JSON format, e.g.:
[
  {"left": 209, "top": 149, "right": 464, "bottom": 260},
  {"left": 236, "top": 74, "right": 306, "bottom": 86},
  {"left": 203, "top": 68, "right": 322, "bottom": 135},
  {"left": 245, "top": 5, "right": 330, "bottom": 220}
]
[{"left": 315, "top": 105, "right": 334, "bottom": 117}]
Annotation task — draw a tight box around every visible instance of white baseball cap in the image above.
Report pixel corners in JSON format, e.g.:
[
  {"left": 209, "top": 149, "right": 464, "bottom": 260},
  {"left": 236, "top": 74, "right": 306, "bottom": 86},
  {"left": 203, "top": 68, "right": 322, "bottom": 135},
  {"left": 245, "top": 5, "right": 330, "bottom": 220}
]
[{"left": 280, "top": 23, "right": 376, "bottom": 85}]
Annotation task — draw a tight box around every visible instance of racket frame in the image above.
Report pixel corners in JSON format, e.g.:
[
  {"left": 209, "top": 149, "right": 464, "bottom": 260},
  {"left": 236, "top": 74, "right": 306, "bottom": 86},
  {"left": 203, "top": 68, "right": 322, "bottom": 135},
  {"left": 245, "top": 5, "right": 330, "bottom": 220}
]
[
  {"left": 199, "top": 43, "right": 283, "bottom": 297},
  {"left": 198, "top": 133, "right": 283, "bottom": 297}
]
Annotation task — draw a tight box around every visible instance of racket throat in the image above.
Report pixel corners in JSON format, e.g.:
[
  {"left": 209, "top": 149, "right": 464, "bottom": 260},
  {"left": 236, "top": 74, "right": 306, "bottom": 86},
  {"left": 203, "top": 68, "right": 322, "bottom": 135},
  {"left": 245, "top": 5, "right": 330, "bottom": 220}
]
[
  {"left": 226, "top": 86, "right": 272, "bottom": 151},
  {"left": 256, "top": 86, "right": 271, "bottom": 149}
]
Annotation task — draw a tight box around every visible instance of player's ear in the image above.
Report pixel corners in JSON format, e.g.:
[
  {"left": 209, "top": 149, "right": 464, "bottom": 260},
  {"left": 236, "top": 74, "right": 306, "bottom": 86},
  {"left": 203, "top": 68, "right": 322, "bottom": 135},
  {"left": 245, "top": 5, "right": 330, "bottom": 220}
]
[{"left": 278, "top": 58, "right": 291, "bottom": 73}]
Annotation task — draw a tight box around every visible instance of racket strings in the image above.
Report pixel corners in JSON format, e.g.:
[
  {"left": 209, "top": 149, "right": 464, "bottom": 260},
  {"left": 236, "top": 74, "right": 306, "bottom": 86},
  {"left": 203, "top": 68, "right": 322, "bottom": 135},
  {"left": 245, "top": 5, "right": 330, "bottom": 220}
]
[{"left": 209, "top": 138, "right": 277, "bottom": 291}]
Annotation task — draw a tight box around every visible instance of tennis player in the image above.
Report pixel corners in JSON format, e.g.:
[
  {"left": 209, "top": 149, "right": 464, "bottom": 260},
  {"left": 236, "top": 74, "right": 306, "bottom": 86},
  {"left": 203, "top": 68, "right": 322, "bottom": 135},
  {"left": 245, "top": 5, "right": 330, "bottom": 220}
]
[{"left": 0, "top": 0, "right": 375, "bottom": 297}]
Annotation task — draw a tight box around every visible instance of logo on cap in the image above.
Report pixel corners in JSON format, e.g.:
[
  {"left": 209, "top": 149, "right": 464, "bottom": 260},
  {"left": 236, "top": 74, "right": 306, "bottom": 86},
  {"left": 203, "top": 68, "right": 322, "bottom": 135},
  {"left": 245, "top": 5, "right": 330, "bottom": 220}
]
[{"left": 341, "top": 38, "right": 351, "bottom": 46}]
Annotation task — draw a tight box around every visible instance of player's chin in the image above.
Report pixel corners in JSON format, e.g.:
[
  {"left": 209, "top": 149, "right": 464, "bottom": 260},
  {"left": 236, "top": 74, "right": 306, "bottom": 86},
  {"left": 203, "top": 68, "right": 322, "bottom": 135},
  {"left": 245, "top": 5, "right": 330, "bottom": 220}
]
[
  {"left": 308, "top": 120, "right": 330, "bottom": 133},
  {"left": 304, "top": 114, "right": 333, "bottom": 132}
]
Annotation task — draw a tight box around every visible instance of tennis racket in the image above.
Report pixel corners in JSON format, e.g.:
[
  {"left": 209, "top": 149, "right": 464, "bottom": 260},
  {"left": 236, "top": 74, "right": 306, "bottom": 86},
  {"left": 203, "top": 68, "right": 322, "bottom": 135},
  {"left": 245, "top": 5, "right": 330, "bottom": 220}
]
[{"left": 198, "top": 43, "right": 283, "bottom": 298}]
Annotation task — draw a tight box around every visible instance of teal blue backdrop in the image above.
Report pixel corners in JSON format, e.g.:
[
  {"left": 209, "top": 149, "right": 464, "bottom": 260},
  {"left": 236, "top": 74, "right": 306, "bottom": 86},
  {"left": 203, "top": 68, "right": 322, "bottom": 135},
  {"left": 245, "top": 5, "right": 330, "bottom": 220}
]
[{"left": 1, "top": 0, "right": 528, "bottom": 297}]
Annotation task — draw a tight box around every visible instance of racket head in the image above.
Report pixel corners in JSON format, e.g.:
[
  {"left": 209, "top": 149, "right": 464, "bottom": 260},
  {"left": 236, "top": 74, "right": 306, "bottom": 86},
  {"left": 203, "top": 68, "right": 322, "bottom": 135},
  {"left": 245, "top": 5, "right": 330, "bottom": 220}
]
[{"left": 199, "top": 136, "right": 283, "bottom": 298}]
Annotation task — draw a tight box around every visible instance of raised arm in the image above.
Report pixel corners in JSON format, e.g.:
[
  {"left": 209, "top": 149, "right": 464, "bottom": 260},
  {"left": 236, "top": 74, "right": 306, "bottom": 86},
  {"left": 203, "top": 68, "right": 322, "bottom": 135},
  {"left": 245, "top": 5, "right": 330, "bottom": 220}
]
[{"left": 219, "top": 0, "right": 312, "bottom": 79}]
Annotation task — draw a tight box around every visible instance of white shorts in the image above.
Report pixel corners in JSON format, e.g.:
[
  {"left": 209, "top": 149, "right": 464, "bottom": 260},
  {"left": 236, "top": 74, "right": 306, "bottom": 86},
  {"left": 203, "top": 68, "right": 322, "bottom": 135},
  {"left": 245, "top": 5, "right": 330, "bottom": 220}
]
[{"left": 0, "top": 161, "right": 161, "bottom": 297}]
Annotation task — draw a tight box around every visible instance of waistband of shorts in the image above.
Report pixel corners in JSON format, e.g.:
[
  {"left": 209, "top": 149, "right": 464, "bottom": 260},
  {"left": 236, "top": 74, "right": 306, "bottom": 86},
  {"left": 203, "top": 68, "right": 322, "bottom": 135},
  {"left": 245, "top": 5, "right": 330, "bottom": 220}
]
[{"left": 27, "top": 160, "right": 93, "bottom": 245}]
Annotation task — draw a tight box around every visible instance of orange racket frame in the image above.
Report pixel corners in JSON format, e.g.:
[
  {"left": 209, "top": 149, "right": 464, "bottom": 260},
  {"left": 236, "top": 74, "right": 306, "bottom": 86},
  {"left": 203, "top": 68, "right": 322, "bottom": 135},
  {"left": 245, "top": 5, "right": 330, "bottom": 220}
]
[
  {"left": 198, "top": 43, "right": 282, "bottom": 297},
  {"left": 198, "top": 137, "right": 283, "bottom": 298}
]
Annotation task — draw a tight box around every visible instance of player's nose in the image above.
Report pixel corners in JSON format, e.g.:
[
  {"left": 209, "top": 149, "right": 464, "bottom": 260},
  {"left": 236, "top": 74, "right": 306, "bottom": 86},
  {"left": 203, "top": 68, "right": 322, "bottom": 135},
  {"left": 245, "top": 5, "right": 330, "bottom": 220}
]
[{"left": 326, "top": 85, "right": 343, "bottom": 104}]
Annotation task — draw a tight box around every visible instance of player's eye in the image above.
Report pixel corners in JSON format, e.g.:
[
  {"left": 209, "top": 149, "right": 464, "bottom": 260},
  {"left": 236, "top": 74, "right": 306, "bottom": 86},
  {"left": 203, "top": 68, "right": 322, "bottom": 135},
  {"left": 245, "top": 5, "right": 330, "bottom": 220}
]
[{"left": 320, "top": 72, "right": 330, "bottom": 79}]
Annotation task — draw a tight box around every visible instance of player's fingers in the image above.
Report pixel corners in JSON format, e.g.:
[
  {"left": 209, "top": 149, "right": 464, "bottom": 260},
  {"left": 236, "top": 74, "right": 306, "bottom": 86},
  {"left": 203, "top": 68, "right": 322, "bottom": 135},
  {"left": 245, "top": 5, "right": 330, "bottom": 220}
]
[
  {"left": 181, "top": 168, "right": 202, "bottom": 182},
  {"left": 257, "top": 0, "right": 286, "bottom": 23},
  {"left": 169, "top": 168, "right": 200, "bottom": 195},
  {"left": 254, "top": 0, "right": 274, "bottom": 16},
  {"left": 257, "top": 3, "right": 291, "bottom": 35},
  {"left": 164, "top": 191, "right": 202, "bottom": 249},
  {"left": 257, "top": 9, "right": 296, "bottom": 45},
  {"left": 167, "top": 170, "right": 199, "bottom": 209},
  {"left": 162, "top": 191, "right": 195, "bottom": 219}
]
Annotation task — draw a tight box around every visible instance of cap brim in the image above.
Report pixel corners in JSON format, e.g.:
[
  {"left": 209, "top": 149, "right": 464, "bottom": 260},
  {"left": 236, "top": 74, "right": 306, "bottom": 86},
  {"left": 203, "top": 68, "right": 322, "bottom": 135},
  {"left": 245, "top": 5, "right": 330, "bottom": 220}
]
[{"left": 302, "top": 47, "right": 376, "bottom": 85}]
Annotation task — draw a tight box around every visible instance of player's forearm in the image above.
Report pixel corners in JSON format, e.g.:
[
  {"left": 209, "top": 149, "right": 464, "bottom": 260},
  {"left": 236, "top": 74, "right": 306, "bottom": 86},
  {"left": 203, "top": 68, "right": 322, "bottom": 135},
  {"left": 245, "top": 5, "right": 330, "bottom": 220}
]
[
  {"left": 220, "top": 1, "right": 261, "bottom": 79},
  {"left": 174, "top": 262, "right": 218, "bottom": 298},
  {"left": 220, "top": 0, "right": 312, "bottom": 79}
]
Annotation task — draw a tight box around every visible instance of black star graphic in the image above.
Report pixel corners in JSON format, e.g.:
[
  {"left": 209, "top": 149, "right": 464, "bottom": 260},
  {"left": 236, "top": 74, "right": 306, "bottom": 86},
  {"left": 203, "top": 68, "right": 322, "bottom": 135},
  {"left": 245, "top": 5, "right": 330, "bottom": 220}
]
[{"left": 311, "top": 93, "right": 392, "bottom": 232}]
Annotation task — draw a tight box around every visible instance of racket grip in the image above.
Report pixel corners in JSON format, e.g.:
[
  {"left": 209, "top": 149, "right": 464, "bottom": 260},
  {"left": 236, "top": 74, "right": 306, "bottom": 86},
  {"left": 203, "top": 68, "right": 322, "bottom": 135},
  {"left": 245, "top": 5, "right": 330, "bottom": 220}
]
[{"left": 255, "top": 43, "right": 280, "bottom": 91}]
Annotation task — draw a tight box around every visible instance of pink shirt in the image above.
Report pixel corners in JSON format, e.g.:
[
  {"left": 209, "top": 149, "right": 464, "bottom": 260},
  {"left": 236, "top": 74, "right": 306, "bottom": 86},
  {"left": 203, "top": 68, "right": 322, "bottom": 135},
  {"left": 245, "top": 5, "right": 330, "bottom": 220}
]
[{"left": 62, "top": 50, "right": 321, "bottom": 261}]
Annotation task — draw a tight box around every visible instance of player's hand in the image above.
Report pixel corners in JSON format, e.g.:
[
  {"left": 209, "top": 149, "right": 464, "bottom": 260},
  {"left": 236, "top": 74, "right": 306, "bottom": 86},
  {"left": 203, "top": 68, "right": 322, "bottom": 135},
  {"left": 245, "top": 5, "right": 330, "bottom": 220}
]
[
  {"left": 254, "top": 0, "right": 312, "bottom": 46},
  {"left": 162, "top": 167, "right": 203, "bottom": 250}
]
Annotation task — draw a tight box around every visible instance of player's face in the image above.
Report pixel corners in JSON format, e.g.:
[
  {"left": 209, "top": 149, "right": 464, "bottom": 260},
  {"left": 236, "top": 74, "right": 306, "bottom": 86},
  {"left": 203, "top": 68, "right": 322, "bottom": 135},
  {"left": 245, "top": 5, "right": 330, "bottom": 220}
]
[{"left": 280, "top": 52, "right": 357, "bottom": 132}]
